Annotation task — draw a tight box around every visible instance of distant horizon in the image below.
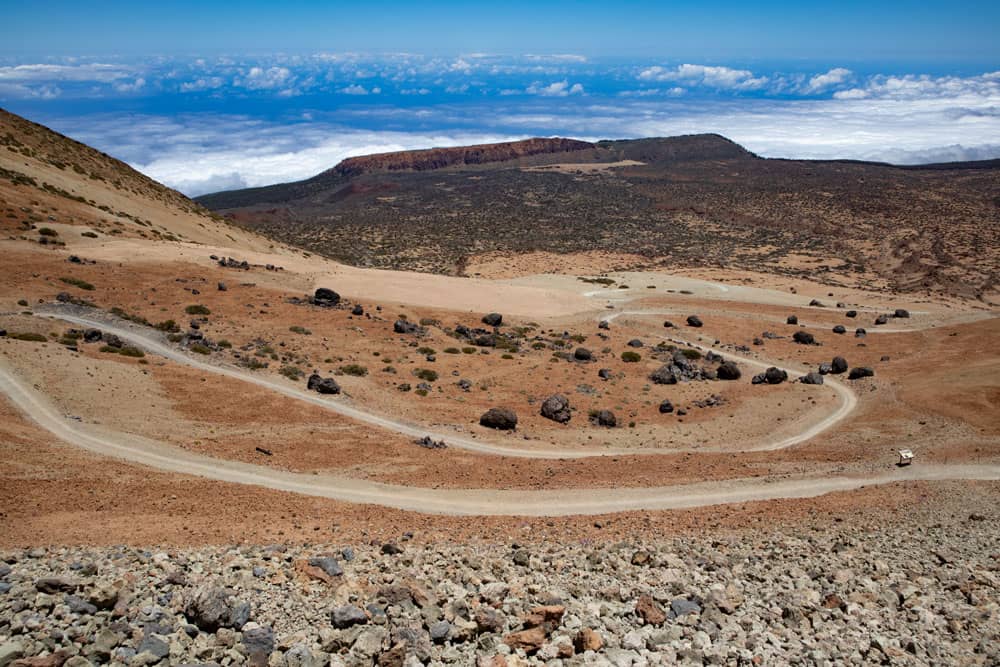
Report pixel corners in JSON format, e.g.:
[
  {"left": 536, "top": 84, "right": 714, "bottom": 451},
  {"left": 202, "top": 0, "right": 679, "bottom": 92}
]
[{"left": 2, "top": 2, "right": 997, "bottom": 195}]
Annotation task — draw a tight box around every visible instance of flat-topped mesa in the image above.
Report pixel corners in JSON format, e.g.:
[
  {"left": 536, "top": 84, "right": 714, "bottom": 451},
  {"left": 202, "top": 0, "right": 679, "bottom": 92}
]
[{"left": 331, "top": 137, "right": 595, "bottom": 177}]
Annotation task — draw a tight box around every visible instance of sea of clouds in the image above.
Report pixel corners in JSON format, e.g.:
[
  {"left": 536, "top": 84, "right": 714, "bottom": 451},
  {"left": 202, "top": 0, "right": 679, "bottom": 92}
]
[{"left": 1, "top": 54, "right": 997, "bottom": 195}]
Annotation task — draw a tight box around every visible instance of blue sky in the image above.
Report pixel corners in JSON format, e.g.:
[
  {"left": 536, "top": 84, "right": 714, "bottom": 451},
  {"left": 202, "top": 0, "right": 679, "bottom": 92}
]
[{"left": 1, "top": 2, "right": 998, "bottom": 195}]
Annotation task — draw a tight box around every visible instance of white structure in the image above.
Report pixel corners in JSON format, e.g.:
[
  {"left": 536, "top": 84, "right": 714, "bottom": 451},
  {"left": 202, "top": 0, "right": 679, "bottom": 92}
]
[{"left": 898, "top": 449, "right": 914, "bottom": 466}]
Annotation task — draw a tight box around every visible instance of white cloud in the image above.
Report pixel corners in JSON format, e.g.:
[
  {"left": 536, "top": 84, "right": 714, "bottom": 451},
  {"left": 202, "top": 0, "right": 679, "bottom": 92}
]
[
  {"left": 0, "top": 63, "right": 132, "bottom": 83},
  {"left": 526, "top": 80, "right": 585, "bottom": 97},
  {"left": 804, "top": 67, "right": 852, "bottom": 93},
  {"left": 639, "top": 64, "right": 769, "bottom": 90},
  {"left": 339, "top": 84, "right": 371, "bottom": 95},
  {"left": 834, "top": 71, "right": 1000, "bottom": 100},
  {"left": 237, "top": 66, "right": 292, "bottom": 90},
  {"left": 113, "top": 78, "right": 146, "bottom": 93},
  {"left": 523, "top": 54, "right": 588, "bottom": 63},
  {"left": 180, "top": 77, "right": 225, "bottom": 92}
]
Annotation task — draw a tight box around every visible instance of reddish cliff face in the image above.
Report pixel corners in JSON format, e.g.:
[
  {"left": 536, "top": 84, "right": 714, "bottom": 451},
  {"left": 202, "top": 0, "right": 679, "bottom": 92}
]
[{"left": 332, "top": 137, "right": 595, "bottom": 177}]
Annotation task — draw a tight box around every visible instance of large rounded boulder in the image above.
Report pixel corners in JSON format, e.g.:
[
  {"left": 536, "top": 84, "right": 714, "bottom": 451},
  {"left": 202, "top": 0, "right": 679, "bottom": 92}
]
[
  {"left": 686, "top": 315, "right": 703, "bottom": 328},
  {"left": 792, "top": 331, "right": 815, "bottom": 345},
  {"left": 313, "top": 288, "right": 341, "bottom": 307},
  {"left": 764, "top": 367, "right": 788, "bottom": 384},
  {"left": 540, "top": 394, "right": 572, "bottom": 424},
  {"left": 590, "top": 409, "right": 617, "bottom": 427},
  {"left": 307, "top": 373, "right": 341, "bottom": 395},
  {"left": 716, "top": 361, "right": 741, "bottom": 381},
  {"left": 482, "top": 313, "right": 503, "bottom": 327},
  {"left": 480, "top": 407, "right": 518, "bottom": 430},
  {"left": 831, "top": 356, "right": 848, "bottom": 374}
]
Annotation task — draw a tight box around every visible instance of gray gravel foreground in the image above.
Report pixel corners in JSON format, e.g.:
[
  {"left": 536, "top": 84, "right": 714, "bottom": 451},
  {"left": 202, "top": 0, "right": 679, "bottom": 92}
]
[{"left": 1, "top": 517, "right": 998, "bottom": 666}]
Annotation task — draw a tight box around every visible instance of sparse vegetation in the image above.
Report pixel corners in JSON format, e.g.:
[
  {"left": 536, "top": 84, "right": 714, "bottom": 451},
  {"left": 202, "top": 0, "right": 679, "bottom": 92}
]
[
  {"left": 8, "top": 332, "right": 47, "bottom": 342},
  {"left": 37, "top": 227, "right": 58, "bottom": 237},
  {"left": 60, "top": 277, "right": 95, "bottom": 291},
  {"left": 621, "top": 350, "right": 642, "bottom": 362},
  {"left": 280, "top": 365, "right": 304, "bottom": 380},
  {"left": 443, "top": 347, "right": 461, "bottom": 354},
  {"left": 185, "top": 304, "right": 211, "bottom": 315},
  {"left": 340, "top": 364, "right": 368, "bottom": 377},
  {"left": 99, "top": 344, "right": 144, "bottom": 358},
  {"left": 413, "top": 368, "right": 439, "bottom": 382},
  {"left": 189, "top": 344, "right": 211, "bottom": 355},
  {"left": 289, "top": 325, "right": 311, "bottom": 335}
]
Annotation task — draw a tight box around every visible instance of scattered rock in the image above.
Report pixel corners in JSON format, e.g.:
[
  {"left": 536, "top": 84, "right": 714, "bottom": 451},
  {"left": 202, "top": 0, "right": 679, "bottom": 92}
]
[
  {"left": 626, "top": 339, "right": 643, "bottom": 348},
  {"left": 764, "top": 367, "right": 788, "bottom": 384},
  {"left": 480, "top": 407, "right": 518, "bottom": 430},
  {"left": 875, "top": 314, "right": 888, "bottom": 325},
  {"left": 786, "top": 315, "right": 798, "bottom": 325},
  {"left": 894, "top": 308, "right": 910, "bottom": 318},
  {"left": 832, "top": 325, "right": 846, "bottom": 334},
  {"left": 312, "top": 288, "right": 340, "bottom": 307},
  {"left": 792, "top": 331, "right": 815, "bottom": 345},
  {"left": 573, "top": 347, "right": 592, "bottom": 361},
  {"left": 393, "top": 320, "right": 422, "bottom": 335},
  {"left": 540, "top": 394, "right": 572, "bottom": 424},
  {"left": 597, "top": 368, "right": 612, "bottom": 380},
  {"left": 331, "top": 605, "right": 368, "bottom": 629},
  {"left": 848, "top": 366, "right": 875, "bottom": 380},
  {"left": 800, "top": 372, "right": 824, "bottom": 385},
  {"left": 635, "top": 594, "right": 666, "bottom": 625},
  {"left": 658, "top": 399, "right": 674, "bottom": 414},
  {"left": 184, "top": 585, "right": 251, "bottom": 631},
  {"left": 590, "top": 410, "right": 617, "bottom": 427},
  {"left": 352, "top": 304, "right": 364, "bottom": 316},
  {"left": 307, "top": 373, "right": 341, "bottom": 395},
  {"left": 482, "top": 313, "right": 503, "bottom": 327},
  {"left": 686, "top": 315, "right": 703, "bottom": 328},
  {"left": 831, "top": 356, "right": 848, "bottom": 374},
  {"left": 716, "top": 361, "right": 741, "bottom": 380}
]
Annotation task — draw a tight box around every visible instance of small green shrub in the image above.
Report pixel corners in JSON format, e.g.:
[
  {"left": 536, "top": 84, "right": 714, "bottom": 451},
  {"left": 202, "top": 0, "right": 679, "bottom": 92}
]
[
  {"left": 154, "top": 319, "right": 179, "bottom": 332},
  {"left": 621, "top": 350, "right": 642, "bottom": 362},
  {"left": 443, "top": 347, "right": 460, "bottom": 354},
  {"left": 9, "top": 332, "right": 47, "bottom": 342},
  {"left": 167, "top": 333, "right": 184, "bottom": 343},
  {"left": 680, "top": 348, "right": 702, "bottom": 360},
  {"left": 280, "top": 365, "right": 304, "bottom": 380},
  {"left": 414, "top": 388, "right": 429, "bottom": 397},
  {"left": 501, "top": 353, "right": 514, "bottom": 360},
  {"left": 419, "top": 317, "right": 439, "bottom": 326},
  {"left": 185, "top": 304, "right": 211, "bottom": 315},
  {"left": 289, "top": 325, "right": 311, "bottom": 335},
  {"left": 417, "top": 347, "right": 436, "bottom": 355},
  {"left": 118, "top": 346, "right": 144, "bottom": 358},
  {"left": 189, "top": 344, "right": 211, "bottom": 355},
  {"left": 217, "top": 339, "right": 232, "bottom": 349},
  {"left": 37, "top": 227, "right": 58, "bottom": 236},
  {"left": 340, "top": 364, "right": 368, "bottom": 377},
  {"left": 413, "top": 368, "right": 438, "bottom": 382},
  {"left": 461, "top": 347, "right": 476, "bottom": 354},
  {"left": 60, "top": 277, "right": 94, "bottom": 291},
  {"left": 81, "top": 231, "right": 98, "bottom": 238},
  {"left": 531, "top": 341, "right": 547, "bottom": 350}
]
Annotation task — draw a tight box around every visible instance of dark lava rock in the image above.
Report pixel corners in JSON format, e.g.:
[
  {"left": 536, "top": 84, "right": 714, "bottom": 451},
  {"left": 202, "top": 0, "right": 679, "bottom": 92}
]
[
  {"left": 846, "top": 310, "right": 857, "bottom": 318},
  {"left": 626, "top": 339, "right": 644, "bottom": 348},
  {"left": 83, "top": 328, "right": 102, "bottom": 343},
  {"left": 597, "top": 368, "right": 612, "bottom": 380},
  {"left": 875, "top": 314, "right": 888, "bottom": 325},
  {"left": 686, "top": 315, "right": 703, "bottom": 328},
  {"left": 818, "top": 362, "right": 833, "bottom": 375},
  {"left": 800, "top": 372, "right": 824, "bottom": 385},
  {"left": 855, "top": 328, "right": 867, "bottom": 338},
  {"left": 658, "top": 399, "right": 674, "bottom": 414},
  {"left": 308, "top": 556, "right": 343, "bottom": 578},
  {"left": 792, "top": 331, "right": 815, "bottom": 345},
  {"left": 848, "top": 366, "right": 875, "bottom": 380},
  {"left": 786, "top": 315, "right": 798, "bottom": 325},
  {"left": 831, "top": 356, "right": 848, "bottom": 374},
  {"left": 307, "top": 373, "right": 341, "bottom": 395},
  {"left": 480, "top": 407, "right": 518, "bottom": 430},
  {"left": 716, "top": 361, "right": 741, "bottom": 380},
  {"left": 663, "top": 321, "right": 675, "bottom": 328},
  {"left": 809, "top": 299, "right": 824, "bottom": 307},
  {"left": 394, "top": 319, "right": 422, "bottom": 335},
  {"left": 590, "top": 410, "right": 617, "bottom": 427},
  {"left": 242, "top": 625, "right": 275, "bottom": 667},
  {"left": 381, "top": 543, "right": 404, "bottom": 556},
  {"left": 217, "top": 282, "right": 227, "bottom": 291},
  {"left": 894, "top": 308, "right": 910, "bottom": 318},
  {"left": 650, "top": 365, "right": 680, "bottom": 385},
  {"left": 185, "top": 585, "right": 251, "bottom": 632},
  {"left": 351, "top": 304, "right": 364, "bottom": 316},
  {"left": 313, "top": 288, "right": 340, "bottom": 307},
  {"left": 573, "top": 347, "right": 593, "bottom": 361},
  {"left": 540, "top": 394, "right": 572, "bottom": 424},
  {"left": 482, "top": 313, "right": 503, "bottom": 327},
  {"left": 331, "top": 605, "right": 368, "bottom": 629},
  {"left": 104, "top": 334, "right": 123, "bottom": 348},
  {"left": 598, "top": 320, "right": 610, "bottom": 330},
  {"left": 764, "top": 367, "right": 788, "bottom": 384},
  {"left": 832, "top": 325, "right": 846, "bottom": 334}
]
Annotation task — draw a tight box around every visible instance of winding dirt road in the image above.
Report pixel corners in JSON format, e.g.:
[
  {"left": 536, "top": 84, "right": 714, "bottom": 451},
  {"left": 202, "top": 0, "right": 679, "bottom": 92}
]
[
  {"left": 2, "top": 359, "right": 997, "bottom": 516},
  {"left": 36, "top": 308, "right": 855, "bottom": 456}
]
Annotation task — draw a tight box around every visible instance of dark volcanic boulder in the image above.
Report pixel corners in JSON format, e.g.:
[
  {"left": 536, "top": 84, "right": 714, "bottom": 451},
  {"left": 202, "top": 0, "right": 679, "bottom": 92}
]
[
  {"left": 809, "top": 299, "right": 824, "bottom": 307},
  {"left": 480, "top": 407, "right": 517, "bottom": 430},
  {"left": 764, "top": 367, "right": 788, "bottom": 384},
  {"left": 831, "top": 356, "right": 848, "bottom": 374},
  {"left": 394, "top": 319, "right": 421, "bottom": 335},
  {"left": 307, "top": 373, "right": 341, "bottom": 395},
  {"left": 792, "top": 331, "right": 815, "bottom": 345},
  {"left": 650, "top": 365, "right": 680, "bottom": 385},
  {"left": 893, "top": 308, "right": 910, "bottom": 318},
  {"left": 573, "top": 347, "right": 593, "bottom": 361},
  {"left": 786, "top": 315, "right": 798, "bottom": 325},
  {"left": 848, "top": 366, "right": 875, "bottom": 380},
  {"left": 598, "top": 320, "right": 610, "bottom": 330},
  {"left": 846, "top": 310, "right": 857, "bottom": 318},
  {"left": 874, "top": 314, "right": 888, "bottom": 325},
  {"left": 482, "top": 313, "right": 503, "bottom": 327},
  {"left": 590, "top": 410, "right": 617, "bottom": 427},
  {"left": 185, "top": 585, "right": 251, "bottom": 632},
  {"left": 686, "top": 315, "right": 703, "bottom": 328},
  {"left": 83, "top": 328, "right": 103, "bottom": 343},
  {"left": 313, "top": 288, "right": 340, "bottom": 307},
  {"left": 818, "top": 362, "right": 833, "bottom": 375},
  {"left": 716, "top": 361, "right": 741, "bottom": 380},
  {"left": 855, "top": 328, "right": 867, "bottom": 338},
  {"left": 104, "top": 334, "right": 123, "bottom": 348},
  {"left": 663, "top": 321, "right": 675, "bottom": 328},
  {"left": 658, "top": 399, "right": 674, "bottom": 414},
  {"left": 627, "top": 339, "right": 644, "bottom": 348},
  {"left": 832, "top": 325, "right": 846, "bottom": 334},
  {"left": 598, "top": 368, "right": 612, "bottom": 380},
  {"left": 800, "top": 372, "right": 824, "bottom": 385},
  {"left": 751, "top": 373, "right": 766, "bottom": 385},
  {"left": 540, "top": 394, "right": 572, "bottom": 423},
  {"left": 351, "top": 304, "right": 364, "bottom": 316}
]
